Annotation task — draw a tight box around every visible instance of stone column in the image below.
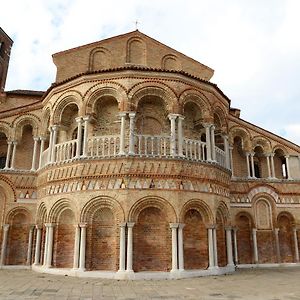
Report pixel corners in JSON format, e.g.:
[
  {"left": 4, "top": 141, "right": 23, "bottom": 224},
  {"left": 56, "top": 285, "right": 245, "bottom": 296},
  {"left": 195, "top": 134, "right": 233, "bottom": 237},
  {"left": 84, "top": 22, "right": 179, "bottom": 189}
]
[
  {"left": 293, "top": 228, "right": 299, "bottom": 262},
  {"left": 31, "top": 137, "right": 39, "bottom": 171},
  {"left": 4, "top": 141, "right": 12, "bottom": 169},
  {"left": 204, "top": 124, "right": 212, "bottom": 161},
  {"left": 10, "top": 141, "right": 18, "bottom": 170},
  {"left": 178, "top": 223, "right": 185, "bottom": 271},
  {"left": 45, "top": 223, "right": 54, "bottom": 268},
  {"left": 285, "top": 155, "right": 292, "bottom": 180},
  {"left": 0, "top": 224, "right": 9, "bottom": 266},
  {"left": 213, "top": 227, "right": 218, "bottom": 267},
  {"left": 118, "top": 223, "right": 126, "bottom": 272},
  {"left": 118, "top": 112, "right": 127, "bottom": 156},
  {"left": 47, "top": 127, "right": 53, "bottom": 163},
  {"left": 170, "top": 223, "right": 179, "bottom": 272},
  {"left": 233, "top": 228, "right": 238, "bottom": 265},
  {"left": 168, "top": 114, "right": 177, "bottom": 157},
  {"left": 177, "top": 115, "right": 184, "bottom": 157},
  {"left": 207, "top": 226, "right": 215, "bottom": 268},
  {"left": 126, "top": 222, "right": 134, "bottom": 272},
  {"left": 225, "top": 227, "right": 234, "bottom": 266},
  {"left": 50, "top": 125, "right": 59, "bottom": 163},
  {"left": 38, "top": 137, "right": 46, "bottom": 169},
  {"left": 211, "top": 125, "right": 216, "bottom": 161},
  {"left": 270, "top": 153, "right": 275, "bottom": 178},
  {"left": 250, "top": 152, "right": 255, "bottom": 178},
  {"left": 73, "top": 225, "right": 80, "bottom": 269},
  {"left": 34, "top": 225, "right": 42, "bottom": 265},
  {"left": 252, "top": 228, "right": 258, "bottom": 264},
  {"left": 43, "top": 224, "right": 49, "bottom": 266},
  {"left": 223, "top": 135, "right": 230, "bottom": 169},
  {"left": 26, "top": 225, "right": 34, "bottom": 265},
  {"left": 274, "top": 228, "right": 280, "bottom": 263},
  {"left": 229, "top": 146, "right": 234, "bottom": 176},
  {"left": 266, "top": 154, "right": 272, "bottom": 179},
  {"left": 82, "top": 117, "right": 90, "bottom": 157},
  {"left": 75, "top": 117, "right": 83, "bottom": 158},
  {"left": 128, "top": 112, "right": 136, "bottom": 155},
  {"left": 79, "top": 223, "right": 87, "bottom": 271},
  {"left": 246, "top": 152, "right": 251, "bottom": 178}
]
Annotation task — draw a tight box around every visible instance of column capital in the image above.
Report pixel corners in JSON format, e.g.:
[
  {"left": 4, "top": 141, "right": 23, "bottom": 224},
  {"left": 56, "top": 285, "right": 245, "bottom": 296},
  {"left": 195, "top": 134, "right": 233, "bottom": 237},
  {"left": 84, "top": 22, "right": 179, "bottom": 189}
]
[
  {"left": 2, "top": 224, "right": 9, "bottom": 231},
  {"left": 51, "top": 125, "right": 60, "bottom": 131},
  {"left": 44, "top": 223, "right": 55, "bottom": 228},
  {"left": 178, "top": 223, "right": 185, "bottom": 229},
  {"left": 202, "top": 123, "right": 213, "bottom": 128},
  {"left": 119, "top": 222, "right": 127, "bottom": 228},
  {"left": 39, "top": 136, "right": 47, "bottom": 141},
  {"left": 206, "top": 224, "right": 216, "bottom": 229},
  {"left": 177, "top": 114, "right": 185, "bottom": 120},
  {"left": 284, "top": 154, "right": 290, "bottom": 159},
  {"left": 210, "top": 125, "right": 216, "bottom": 131},
  {"left": 82, "top": 115, "right": 92, "bottom": 122},
  {"left": 252, "top": 228, "right": 257, "bottom": 233},
  {"left": 274, "top": 228, "right": 280, "bottom": 234},
  {"left": 35, "top": 224, "right": 42, "bottom": 230},
  {"left": 79, "top": 223, "right": 88, "bottom": 228},
  {"left": 168, "top": 113, "right": 178, "bottom": 120},
  {"left": 169, "top": 223, "right": 179, "bottom": 229},
  {"left": 127, "top": 222, "right": 135, "bottom": 228},
  {"left": 225, "top": 226, "right": 233, "bottom": 231},
  {"left": 249, "top": 151, "right": 255, "bottom": 157},
  {"left": 75, "top": 116, "right": 83, "bottom": 123},
  {"left": 12, "top": 140, "right": 18, "bottom": 145},
  {"left": 29, "top": 224, "right": 35, "bottom": 230},
  {"left": 118, "top": 112, "right": 127, "bottom": 118},
  {"left": 128, "top": 112, "right": 136, "bottom": 118},
  {"left": 33, "top": 136, "right": 39, "bottom": 142}
]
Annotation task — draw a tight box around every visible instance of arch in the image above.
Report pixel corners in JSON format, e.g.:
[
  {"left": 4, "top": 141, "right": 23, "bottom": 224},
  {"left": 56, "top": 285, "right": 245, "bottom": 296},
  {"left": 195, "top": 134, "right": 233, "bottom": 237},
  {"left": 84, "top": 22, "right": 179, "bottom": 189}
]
[
  {"left": 228, "top": 126, "right": 251, "bottom": 149},
  {"left": 128, "top": 196, "right": 177, "bottom": 223},
  {"left": 0, "top": 176, "right": 16, "bottom": 202},
  {"left": 48, "top": 198, "right": 77, "bottom": 223},
  {"left": 36, "top": 202, "right": 47, "bottom": 225},
  {"left": 13, "top": 114, "right": 40, "bottom": 140},
  {"left": 89, "top": 47, "right": 112, "bottom": 71},
  {"left": 213, "top": 105, "right": 228, "bottom": 132},
  {"left": 128, "top": 81, "right": 178, "bottom": 113},
  {"left": 161, "top": 54, "right": 180, "bottom": 70},
  {"left": 40, "top": 106, "right": 51, "bottom": 136},
  {"left": 248, "top": 185, "right": 279, "bottom": 203},
  {"left": 126, "top": 37, "right": 146, "bottom": 65},
  {"left": 253, "top": 196, "right": 274, "bottom": 230},
  {"left": 216, "top": 201, "right": 230, "bottom": 225},
  {"left": 272, "top": 145, "right": 288, "bottom": 156},
  {"left": 180, "top": 199, "right": 213, "bottom": 224},
  {"left": 0, "top": 121, "right": 11, "bottom": 139},
  {"left": 251, "top": 136, "right": 271, "bottom": 153},
  {"left": 6, "top": 206, "right": 32, "bottom": 224}
]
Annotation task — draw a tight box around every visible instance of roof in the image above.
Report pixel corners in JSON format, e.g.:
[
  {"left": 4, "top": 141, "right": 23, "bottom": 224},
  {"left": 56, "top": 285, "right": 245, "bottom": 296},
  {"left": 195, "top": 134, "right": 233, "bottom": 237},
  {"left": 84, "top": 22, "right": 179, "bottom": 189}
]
[
  {"left": 6, "top": 90, "right": 45, "bottom": 97},
  {"left": 0, "top": 27, "right": 13, "bottom": 43}
]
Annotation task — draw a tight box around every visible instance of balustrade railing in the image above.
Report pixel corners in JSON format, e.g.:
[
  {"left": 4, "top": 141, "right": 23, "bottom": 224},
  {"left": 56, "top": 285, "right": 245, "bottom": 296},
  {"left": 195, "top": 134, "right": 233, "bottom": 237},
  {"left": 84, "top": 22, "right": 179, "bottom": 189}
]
[
  {"left": 183, "top": 138, "right": 206, "bottom": 161},
  {"left": 54, "top": 139, "right": 77, "bottom": 163},
  {"left": 135, "top": 134, "right": 171, "bottom": 157},
  {"left": 40, "top": 148, "right": 49, "bottom": 168},
  {"left": 215, "top": 146, "right": 226, "bottom": 168},
  {"left": 87, "top": 135, "right": 121, "bottom": 157}
]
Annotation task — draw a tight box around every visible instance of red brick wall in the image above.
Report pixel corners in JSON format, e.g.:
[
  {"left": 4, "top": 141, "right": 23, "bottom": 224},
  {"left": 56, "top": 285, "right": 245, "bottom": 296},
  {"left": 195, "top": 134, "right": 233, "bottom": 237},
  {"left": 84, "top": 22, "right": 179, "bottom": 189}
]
[
  {"left": 278, "top": 215, "right": 294, "bottom": 263},
  {"left": 133, "top": 206, "right": 171, "bottom": 271},
  {"left": 183, "top": 209, "right": 208, "bottom": 269},
  {"left": 257, "top": 230, "right": 276, "bottom": 263},
  {"left": 216, "top": 213, "right": 227, "bottom": 267}
]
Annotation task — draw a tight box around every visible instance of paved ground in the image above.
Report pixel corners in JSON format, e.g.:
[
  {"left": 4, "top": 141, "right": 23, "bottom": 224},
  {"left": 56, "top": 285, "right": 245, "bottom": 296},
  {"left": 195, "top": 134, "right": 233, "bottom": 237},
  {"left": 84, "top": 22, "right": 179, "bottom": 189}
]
[{"left": 0, "top": 268, "right": 300, "bottom": 300}]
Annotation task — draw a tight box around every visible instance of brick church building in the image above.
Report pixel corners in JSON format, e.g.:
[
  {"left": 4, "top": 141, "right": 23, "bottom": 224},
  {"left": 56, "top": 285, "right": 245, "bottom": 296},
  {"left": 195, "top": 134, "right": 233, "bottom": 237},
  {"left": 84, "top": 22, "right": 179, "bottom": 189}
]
[{"left": 0, "top": 27, "right": 300, "bottom": 279}]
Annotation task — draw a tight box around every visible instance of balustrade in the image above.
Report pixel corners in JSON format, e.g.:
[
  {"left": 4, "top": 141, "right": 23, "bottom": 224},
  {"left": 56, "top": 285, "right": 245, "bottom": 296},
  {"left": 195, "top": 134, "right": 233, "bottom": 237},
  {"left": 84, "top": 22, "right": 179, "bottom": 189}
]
[
  {"left": 135, "top": 134, "right": 171, "bottom": 157},
  {"left": 54, "top": 139, "right": 77, "bottom": 163},
  {"left": 183, "top": 138, "right": 206, "bottom": 161},
  {"left": 87, "top": 135, "right": 120, "bottom": 158},
  {"left": 215, "top": 146, "right": 226, "bottom": 168}
]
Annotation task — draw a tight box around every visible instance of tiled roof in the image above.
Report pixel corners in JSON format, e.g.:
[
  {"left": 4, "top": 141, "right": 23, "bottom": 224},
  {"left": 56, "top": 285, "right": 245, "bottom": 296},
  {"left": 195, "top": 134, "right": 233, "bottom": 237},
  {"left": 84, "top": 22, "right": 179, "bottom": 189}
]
[{"left": 6, "top": 90, "right": 45, "bottom": 97}]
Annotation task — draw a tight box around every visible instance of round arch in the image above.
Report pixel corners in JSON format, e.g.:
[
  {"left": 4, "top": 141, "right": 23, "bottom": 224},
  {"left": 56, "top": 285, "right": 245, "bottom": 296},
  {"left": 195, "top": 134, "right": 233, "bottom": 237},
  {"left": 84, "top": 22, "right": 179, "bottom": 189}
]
[
  {"left": 48, "top": 198, "right": 77, "bottom": 223},
  {"left": 13, "top": 114, "right": 40, "bottom": 141}
]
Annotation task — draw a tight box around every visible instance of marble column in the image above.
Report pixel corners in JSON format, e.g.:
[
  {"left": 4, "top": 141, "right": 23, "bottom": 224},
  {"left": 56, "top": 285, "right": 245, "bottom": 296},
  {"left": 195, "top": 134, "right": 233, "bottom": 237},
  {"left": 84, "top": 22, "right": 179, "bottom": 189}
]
[
  {"left": 75, "top": 117, "right": 83, "bottom": 158},
  {"left": 177, "top": 115, "right": 184, "bottom": 157},
  {"left": 34, "top": 225, "right": 42, "bottom": 265},
  {"left": 170, "top": 223, "right": 179, "bottom": 272},
  {"left": 204, "top": 124, "right": 212, "bottom": 161},
  {"left": 50, "top": 125, "right": 59, "bottom": 163},
  {"left": 118, "top": 223, "right": 126, "bottom": 272},
  {"left": 168, "top": 114, "right": 177, "bottom": 157},
  {"left": 79, "top": 223, "right": 87, "bottom": 271},
  {"left": 128, "top": 112, "right": 136, "bottom": 155},
  {"left": 285, "top": 155, "right": 292, "bottom": 180},
  {"left": 82, "top": 117, "right": 90, "bottom": 157},
  {"left": 211, "top": 125, "right": 216, "bottom": 161},
  {"left": 246, "top": 152, "right": 251, "bottom": 178},
  {"left": 223, "top": 135, "right": 230, "bottom": 169},
  {"left": 250, "top": 152, "right": 255, "bottom": 178},
  {"left": 225, "top": 227, "right": 234, "bottom": 266},
  {"left": 26, "top": 225, "right": 34, "bottom": 265},
  {"left": 10, "top": 141, "right": 18, "bottom": 170},
  {"left": 73, "top": 225, "right": 80, "bottom": 269},
  {"left": 293, "top": 228, "right": 299, "bottom": 263},
  {"left": 207, "top": 226, "right": 215, "bottom": 268},
  {"left": 233, "top": 228, "right": 238, "bottom": 265},
  {"left": 252, "top": 228, "right": 258, "bottom": 264},
  {"left": 38, "top": 137, "right": 46, "bottom": 169},
  {"left": 213, "top": 227, "right": 218, "bottom": 267},
  {"left": 270, "top": 153, "right": 275, "bottom": 178},
  {"left": 274, "top": 228, "right": 280, "bottom": 263},
  {"left": 178, "top": 223, "right": 185, "bottom": 271},
  {"left": 0, "top": 224, "right": 9, "bottom": 266},
  {"left": 118, "top": 112, "right": 127, "bottom": 156},
  {"left": 266, "top": 154, "right": 272, "bottom": 179},
  {"left": 47, "top": 127, "right": 53, "bottom": 163},
  {"left": 229, "top": 146, "right": 234, "bottom": 176},
  {"left": 4, "top": 141, "right": 12, "bottom": 169},
  {"left": 126, "top": 222, "right": 134, "bottom": 272},
  {"left": 43, "top": 224, "right": 49, "bottom": 266},
  {"left": 31, "top": 137, "right": 39, "bottom": 171},
  {"left": 45, "top": 223, "right": 54, "bottom": 268}
]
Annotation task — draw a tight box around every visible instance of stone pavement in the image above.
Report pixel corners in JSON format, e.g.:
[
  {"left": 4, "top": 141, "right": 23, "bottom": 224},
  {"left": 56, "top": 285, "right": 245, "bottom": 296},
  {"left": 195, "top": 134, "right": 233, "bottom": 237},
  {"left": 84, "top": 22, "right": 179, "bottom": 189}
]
[{"left": 0, "top": 268, "right": 300, "bottom": 300}]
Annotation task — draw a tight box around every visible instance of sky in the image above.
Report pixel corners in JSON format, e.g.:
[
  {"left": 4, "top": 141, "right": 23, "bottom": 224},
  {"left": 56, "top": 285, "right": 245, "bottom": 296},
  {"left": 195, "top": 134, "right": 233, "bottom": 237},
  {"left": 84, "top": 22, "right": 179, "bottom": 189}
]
[{"left": 1, "top": 0, "right": 300, "bottom": 145}]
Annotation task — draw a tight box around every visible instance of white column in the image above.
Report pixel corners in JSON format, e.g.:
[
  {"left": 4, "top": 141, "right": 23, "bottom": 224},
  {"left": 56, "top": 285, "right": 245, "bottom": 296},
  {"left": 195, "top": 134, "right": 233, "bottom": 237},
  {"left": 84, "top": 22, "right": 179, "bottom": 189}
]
[
  {"left": 128, "top": 112, "right": 136, "bottom": 155},
  {"left": 38, "top": 137, "right": 46, "bottom": 169},
  {"left": 45, "top": 223, "right": 54, "bottom": 268},
  {"left": 293, "top": 228, "right": 299, "bottom": 262},
  {"left": 223, "top": 135, "right": 230, "bottom": 169},
  {"left": 213, "top": 227, "right": 218, "bottom": 267},
  {"left": 118, "top": 112, "right": 127, "bottom": 156},
  {"left": 233, "top": 228, "right": 238, "bottom": 265},
  {"left": 285, "top": 155, "right": 292, "bottom": 180},
  {"left": 47, "top": 128, "right": 53, "bottom": 163},
  {"left": 73, "top": 225, "right": 80, "bottom": 269},
  {"left": 126, "top": 222, "right": 134, "bottom": 272},
  {"left": 34, "top": 225, "right": 42, "bottom": 265},
  {"left": 50, "top": 126, "right": 59, "bottom": 163},
  {"left": 4, "top": 141, "right": 12, "bottom": 169},
  {"left": 274, "top": 228, "right": 280, "bottom": 263},
  {"left": 177, "top": 115, "right": 184, "bottom": 157},
  {"left": 229, "top": 146, "right": 234, "bottom": 176},
  {"left": 170, "top": 223, "right": 178, "bottom": 272},
  {"left": 82, "top": 117, "right": 90, "bottom": 157},
  {"left": 0, "top": 224, "right": 9, "bottom": 266},
  {"left": 250, "top": 152, "right": 255, "bottom": 178},
  {"left": 168, "top": 114, "right": 177, "bottom": 157},
  {"left": 178, "top": 223, "right": 185, "bottom": 271},
  {"left": 204, "top": 124, "right": 212, "bottom": 161},
  {"left": 43, "top": 224, "right": 49, "bottom": 266},
  {"left": 270, "top": 153, "right": 275, "bottom": 178},
  {"left": 79, "top": 223, "right": 87, "bottom": 271},
  {"left": 211, "top": 125, "right": 216, "bottom": 161},
  {"left": 118, "top": 223, "right": 126, "bottom": 272},
  {"left": 207, "top": 226, "right": 215, "bottom": 268},
  {"left": 31, "top": 137, "right": 39, "bottom": 171},
  {"left": 246, "top": 152, "right": 251, "bottom": 178},
  {"left": 266, "top": 154, "right": 272, "bottom": 179},
  {"left": 225, "top": 227, "right": 234, "bottom": 266},
  {"left": 10, "top": 141, "right": 17, "bottom": 170},
  {"left": 75, "top": 117, "right": 83, "bottom": 158},
  {"left": 26, "top": 225, "right": 34, "bottom": 265},
  {"left": 252, "top": 228, "right": 258, "bottom": 264}
]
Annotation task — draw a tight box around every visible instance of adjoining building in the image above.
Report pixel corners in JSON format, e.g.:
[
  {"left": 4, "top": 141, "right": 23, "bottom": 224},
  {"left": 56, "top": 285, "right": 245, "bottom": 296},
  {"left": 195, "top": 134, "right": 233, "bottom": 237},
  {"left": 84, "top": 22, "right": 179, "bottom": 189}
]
[{"left": 0, "top": 27, "right": 299, "bottom": 279}]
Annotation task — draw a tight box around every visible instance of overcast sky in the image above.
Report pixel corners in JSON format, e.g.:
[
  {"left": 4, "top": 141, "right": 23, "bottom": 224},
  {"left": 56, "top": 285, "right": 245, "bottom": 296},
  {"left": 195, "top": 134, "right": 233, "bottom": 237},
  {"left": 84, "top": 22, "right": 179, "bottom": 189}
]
[{"left": 1, "top": 0, "right": 300, "bottom": 145}]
